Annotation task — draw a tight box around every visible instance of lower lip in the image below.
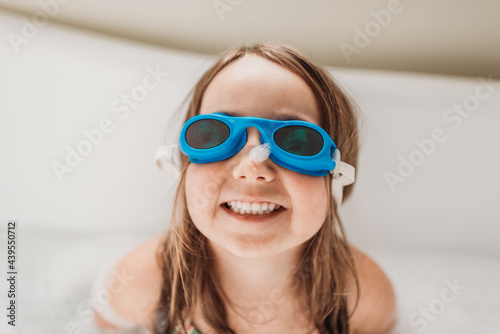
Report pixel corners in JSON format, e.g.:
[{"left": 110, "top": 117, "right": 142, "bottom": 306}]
[{"left": 221, "top": 204, "right": 284, "bottom": 222}]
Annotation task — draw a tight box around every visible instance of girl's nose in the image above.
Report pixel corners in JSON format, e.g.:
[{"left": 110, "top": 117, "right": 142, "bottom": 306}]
[{"left": 231, "top": 127, "right": 275, "bottom": 182}]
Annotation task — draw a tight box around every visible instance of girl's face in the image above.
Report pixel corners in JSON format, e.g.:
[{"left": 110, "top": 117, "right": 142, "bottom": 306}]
[{"left": 185, "top": 55, "right": 329, "bottom": 258}]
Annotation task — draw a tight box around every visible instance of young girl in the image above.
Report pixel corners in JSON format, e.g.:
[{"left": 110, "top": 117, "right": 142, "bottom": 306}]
[{"left": 92, "top": 43, "right": 396, "bottom": 334}]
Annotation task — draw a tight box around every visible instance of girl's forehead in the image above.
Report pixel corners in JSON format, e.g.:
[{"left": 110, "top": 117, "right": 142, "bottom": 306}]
[{"left": 199, "top": 55, "right": 321, "bottom": 125}]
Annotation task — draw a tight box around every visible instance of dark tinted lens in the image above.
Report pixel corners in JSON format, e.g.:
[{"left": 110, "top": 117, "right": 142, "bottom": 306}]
[
  {"left": 274, "top": 126, "right": 323, "bottom": 156},
  {"left": 186, "top": 119, "right": 229, "bottom": 149}
]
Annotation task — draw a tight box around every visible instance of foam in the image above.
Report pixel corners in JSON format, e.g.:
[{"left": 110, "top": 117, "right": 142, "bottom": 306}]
[{"left": 249, "top": 143, "right": 271, "bottom": 163}]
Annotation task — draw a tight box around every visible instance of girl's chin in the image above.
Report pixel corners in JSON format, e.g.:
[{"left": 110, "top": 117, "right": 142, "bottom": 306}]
[
  {"left": 214, "top": 241, "right": 282, "bottom": 259},
  {"left": 206, "top": 229, "right": 310, "bottom": 261}
]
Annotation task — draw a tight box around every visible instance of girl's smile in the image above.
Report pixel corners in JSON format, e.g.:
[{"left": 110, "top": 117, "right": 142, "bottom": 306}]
[{"left": 223, "top": 200, "right": 283, "bottom": 216}]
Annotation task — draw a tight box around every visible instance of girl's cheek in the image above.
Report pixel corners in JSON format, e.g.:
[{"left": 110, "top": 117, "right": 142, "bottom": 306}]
[
  {"left": 185, "top": 164, "right": 223, "bottom": 216},
  {"left": 295, "top": 176, "right": 329, "bottom": 224},
  {"left": 186, "top": 165, "right": 207, "bottom": 215}
]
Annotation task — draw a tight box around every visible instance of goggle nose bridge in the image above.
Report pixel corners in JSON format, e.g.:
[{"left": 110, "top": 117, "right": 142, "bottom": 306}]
[{"left": 229, "top": 122, "right": 277, "bottom": 149}]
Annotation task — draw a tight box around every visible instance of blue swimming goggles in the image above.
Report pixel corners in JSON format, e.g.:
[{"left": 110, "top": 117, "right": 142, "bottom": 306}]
[{"left": 179, "top": 113, "right": 341, "bottom": 176}]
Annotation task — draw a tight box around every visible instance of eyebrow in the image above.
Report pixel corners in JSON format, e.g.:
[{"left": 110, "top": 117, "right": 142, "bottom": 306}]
[
  {"left": 274, "top": 114, "right": 304, "bottom": 121},
  {"left": 218, "top": 111, "right": 307, "bottom": 121}
]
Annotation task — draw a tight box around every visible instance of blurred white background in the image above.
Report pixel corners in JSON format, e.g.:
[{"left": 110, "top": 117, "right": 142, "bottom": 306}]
[{"left": 0, "top": 0, "right": 499, "bottom": 79}]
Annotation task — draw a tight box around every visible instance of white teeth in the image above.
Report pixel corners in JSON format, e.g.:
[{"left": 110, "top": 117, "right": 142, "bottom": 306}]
[
  {"left": 225, "top": 201, "right": 282, "bottom": 215},
  {"left": 251, "top": 203, "right": 259, "bottom": 214}
]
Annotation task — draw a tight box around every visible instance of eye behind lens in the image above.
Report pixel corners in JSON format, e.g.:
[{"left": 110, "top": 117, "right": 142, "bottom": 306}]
[
  {"left": 274, "top": 126, "right": 323, "bottom": 156},
  {"left": 186, "top": 119, "right": 230, "bottom": 149}
]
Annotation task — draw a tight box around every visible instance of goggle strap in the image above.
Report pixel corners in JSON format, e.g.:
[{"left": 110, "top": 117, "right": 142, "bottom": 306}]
[
  {"left": 155, "top": 144, "right": 181, "bottom": 176},
  {"left": 333, "top": 161, "right": 355, "bottom": 186},
  {"left": 330, "top": 150, "right": 356, "bottom": 208}
]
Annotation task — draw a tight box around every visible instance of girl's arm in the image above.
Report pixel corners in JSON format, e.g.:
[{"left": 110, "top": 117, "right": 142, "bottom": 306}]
[
  {"left": 93, "top": 234, "right": 164, "bottom": 329},
  {"left": 347, "top": 246, "right": 397, "bottom": 334}
]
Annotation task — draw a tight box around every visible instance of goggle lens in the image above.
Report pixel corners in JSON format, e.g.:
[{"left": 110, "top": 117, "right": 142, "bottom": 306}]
[
  {"left": 274, "top": 126, "right": 323, "bottom": 156},
  {"left": 186, "top": 119, "right": 230, "bottom": 149}
]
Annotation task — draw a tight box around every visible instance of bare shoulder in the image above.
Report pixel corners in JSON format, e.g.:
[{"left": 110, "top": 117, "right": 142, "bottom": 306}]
[
  {"left": 94, "top": 234, "right": 165, "bottom": 329},
  {"left": 346, "top": 245, "right": 397, "bottom": 334}
]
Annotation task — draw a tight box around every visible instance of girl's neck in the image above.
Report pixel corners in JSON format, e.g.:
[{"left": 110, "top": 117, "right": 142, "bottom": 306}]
[{"left": 202, "top": 241, "right": 313, "bottom": 330}]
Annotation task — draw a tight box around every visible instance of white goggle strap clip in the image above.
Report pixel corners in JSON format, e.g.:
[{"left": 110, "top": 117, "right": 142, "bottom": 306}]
[
  {"left": 330, "top": 149, "right": 355, "bottom": 209},
  {"left": 155, "top": 144, "right": 182, "bottom": 176}
]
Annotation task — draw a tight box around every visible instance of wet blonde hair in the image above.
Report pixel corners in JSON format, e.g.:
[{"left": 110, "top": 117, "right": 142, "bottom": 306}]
[{"left": 152, "top": 43, "right": 360, "bottom": 333}]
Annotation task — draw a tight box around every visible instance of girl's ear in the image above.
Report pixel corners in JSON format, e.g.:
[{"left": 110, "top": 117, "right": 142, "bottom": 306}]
[{"left": 155, "top": 144, "right": 182, "bottom": 176}]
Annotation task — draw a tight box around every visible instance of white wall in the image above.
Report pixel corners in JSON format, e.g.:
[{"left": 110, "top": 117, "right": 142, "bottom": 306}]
[{"left": 1, "top": 0, "right": 499, "bottom": 79}]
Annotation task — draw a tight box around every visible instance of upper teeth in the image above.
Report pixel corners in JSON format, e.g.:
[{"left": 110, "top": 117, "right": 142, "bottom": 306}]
[{"left": 226, "top": 201, "right": 281, "bottom": 215}]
